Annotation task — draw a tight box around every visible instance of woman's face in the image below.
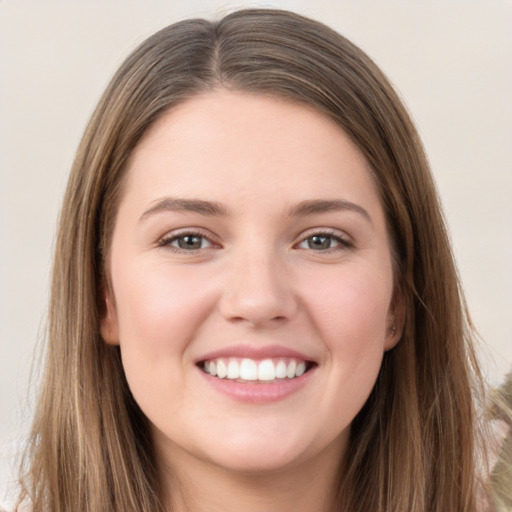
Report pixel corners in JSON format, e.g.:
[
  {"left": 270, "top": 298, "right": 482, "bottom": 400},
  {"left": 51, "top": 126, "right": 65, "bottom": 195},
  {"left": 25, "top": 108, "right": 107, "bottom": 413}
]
[{"left": 102, "top": 90, "right": 403, "bottom": 475}]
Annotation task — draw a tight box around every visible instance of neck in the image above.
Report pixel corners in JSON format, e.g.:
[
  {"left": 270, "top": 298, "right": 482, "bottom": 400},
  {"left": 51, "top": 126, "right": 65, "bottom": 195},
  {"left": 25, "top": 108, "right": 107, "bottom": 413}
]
[{"left": 159, "top": 442, "right": 345, "bottom": 512}]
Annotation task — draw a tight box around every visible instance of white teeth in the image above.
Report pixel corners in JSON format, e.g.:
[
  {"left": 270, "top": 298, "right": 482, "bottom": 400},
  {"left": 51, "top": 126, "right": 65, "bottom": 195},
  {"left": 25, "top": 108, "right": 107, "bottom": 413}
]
[
  {"left": 295, "top": 361, "right": 306, "bottom": 377},
  {"left": 202, "top": 357, "right": 310, "bottom": 382},
  {"left": 286, "top": 360, "right": 297, "bottom": 379},
  {"left": 275, "top": 360, "right": 287, "bottom": 379},
  {"left": 239, "top": 359, "right": 258, "bottom": 381},
  {"left": 216, "top": 360, "right": 227, "bottom": 379},
  {"left": 258, "top": 359, "right": 275, "bottom": 381},
  {"left": 227, "top": 360, "right": 240, "bottom": 379}
]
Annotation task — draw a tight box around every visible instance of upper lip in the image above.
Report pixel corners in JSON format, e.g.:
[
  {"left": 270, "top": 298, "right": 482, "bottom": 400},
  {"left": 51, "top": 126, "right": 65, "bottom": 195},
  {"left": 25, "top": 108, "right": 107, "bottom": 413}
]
[{"left": 196, "top": 344, "right": 315, "bottom": 363}]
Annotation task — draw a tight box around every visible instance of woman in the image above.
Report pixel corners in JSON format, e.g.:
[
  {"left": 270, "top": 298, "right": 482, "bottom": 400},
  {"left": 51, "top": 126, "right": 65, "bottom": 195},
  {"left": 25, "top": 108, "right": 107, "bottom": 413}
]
[{"left": 16, "top": 8, "right": 496, "bottom": 512}]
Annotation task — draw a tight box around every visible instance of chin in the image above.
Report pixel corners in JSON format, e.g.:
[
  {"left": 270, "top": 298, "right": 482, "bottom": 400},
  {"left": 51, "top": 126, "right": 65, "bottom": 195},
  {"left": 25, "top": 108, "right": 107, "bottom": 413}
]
[
  {"left": 197, "top": 422, "right": 342, "bottom": 475},
  {"left": 206, "top": 443, "right": 308, "bottom": 474}
]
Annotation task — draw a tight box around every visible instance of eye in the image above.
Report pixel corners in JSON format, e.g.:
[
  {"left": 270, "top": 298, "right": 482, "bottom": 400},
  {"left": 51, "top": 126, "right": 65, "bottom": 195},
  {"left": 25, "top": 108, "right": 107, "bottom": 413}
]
[
  {"left": 297, "top": 231, "right": 352, "bottom": 251},
  {"left": 158, "top": 231, "right": 217, "bottom": 252}
]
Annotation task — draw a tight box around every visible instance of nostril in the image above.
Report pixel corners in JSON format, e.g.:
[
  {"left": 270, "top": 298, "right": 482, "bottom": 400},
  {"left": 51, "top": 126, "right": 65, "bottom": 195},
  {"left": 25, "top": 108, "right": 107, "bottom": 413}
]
[{"left": 228, "top": 314, "right": 289, "bottom": 327}]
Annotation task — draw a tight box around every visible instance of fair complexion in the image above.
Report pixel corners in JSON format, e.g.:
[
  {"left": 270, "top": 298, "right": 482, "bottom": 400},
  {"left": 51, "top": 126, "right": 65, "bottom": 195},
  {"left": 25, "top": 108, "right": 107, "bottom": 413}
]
[{"left": 101, "top": 90, "right": 403, "bottom": 512}]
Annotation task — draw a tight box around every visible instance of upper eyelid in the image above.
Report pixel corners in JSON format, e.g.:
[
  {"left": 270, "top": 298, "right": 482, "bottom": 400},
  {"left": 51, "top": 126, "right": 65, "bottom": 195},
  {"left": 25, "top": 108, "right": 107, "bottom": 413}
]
[
  {"left": 158, "top": 228, "right": 220, "bottom": 246},
  {"left": 159, "top": 227, "right": 215, "bottom": 238},
  {"left": 296, "top": 227, "right": 352, "bottom": 241}
]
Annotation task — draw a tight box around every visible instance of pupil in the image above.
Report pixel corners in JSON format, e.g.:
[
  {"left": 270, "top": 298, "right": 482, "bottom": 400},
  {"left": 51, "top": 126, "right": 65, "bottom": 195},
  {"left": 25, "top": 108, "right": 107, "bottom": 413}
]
[
  {"left": 308, "top": 235, "right": 330, "bottom": 250},
  {"left": 178, "top": 235, "right": 202, "bottom": 249}
]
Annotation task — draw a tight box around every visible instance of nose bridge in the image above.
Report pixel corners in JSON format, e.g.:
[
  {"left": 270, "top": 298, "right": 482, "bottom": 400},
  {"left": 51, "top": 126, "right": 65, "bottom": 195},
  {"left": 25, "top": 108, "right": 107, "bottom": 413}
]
[{"left": 220, "top": 241, "right": 296, "bottom": 326}]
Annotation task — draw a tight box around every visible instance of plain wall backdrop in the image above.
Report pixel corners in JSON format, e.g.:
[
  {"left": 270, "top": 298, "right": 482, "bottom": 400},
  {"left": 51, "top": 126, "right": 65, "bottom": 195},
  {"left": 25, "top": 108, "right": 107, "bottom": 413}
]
[{"left": 1, "top": 0, "right": 511, "bottom": 500}]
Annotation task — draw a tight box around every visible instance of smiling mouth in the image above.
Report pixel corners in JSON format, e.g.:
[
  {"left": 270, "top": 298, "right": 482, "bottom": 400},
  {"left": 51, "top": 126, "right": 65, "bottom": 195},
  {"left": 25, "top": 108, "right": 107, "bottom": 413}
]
[{"left": 199, "top": 357, "right": 315, "bottom": 383}]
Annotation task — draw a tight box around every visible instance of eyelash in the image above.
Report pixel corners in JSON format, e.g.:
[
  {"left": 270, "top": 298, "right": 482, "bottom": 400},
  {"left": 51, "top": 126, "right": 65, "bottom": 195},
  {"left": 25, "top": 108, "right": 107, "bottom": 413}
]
[
  {"left": 295, "top": 230, "right": 353, "bottom": 252},
  {"left": 158, "top": 229, "right": 217, "bottom": 252},
  {"left": 157, "top": 229, "right": 353, "bottom": 253}
]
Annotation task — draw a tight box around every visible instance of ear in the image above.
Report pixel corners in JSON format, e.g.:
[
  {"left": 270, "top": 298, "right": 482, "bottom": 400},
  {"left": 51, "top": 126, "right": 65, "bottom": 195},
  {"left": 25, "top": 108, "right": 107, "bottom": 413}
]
[
  {"left": 384, "top": 284, "right": 406, "bottom": 351},
  {"left": 100, "top": 290, "right": 120, "bottom": 346}
]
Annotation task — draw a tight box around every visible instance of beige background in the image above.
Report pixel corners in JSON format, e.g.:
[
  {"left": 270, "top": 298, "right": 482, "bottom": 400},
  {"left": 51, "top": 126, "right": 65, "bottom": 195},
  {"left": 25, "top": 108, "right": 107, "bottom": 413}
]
[{"left": 1, "top": 0, "right": 511, "bottom": 501}]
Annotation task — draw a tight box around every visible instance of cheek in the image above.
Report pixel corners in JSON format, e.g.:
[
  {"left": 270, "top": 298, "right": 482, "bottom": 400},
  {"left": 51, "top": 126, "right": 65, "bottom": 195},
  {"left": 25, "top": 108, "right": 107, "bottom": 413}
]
[
  {"left": 304, "top": 263, "right": 393, "bottom": 344},
  {"left": 308, "top": 268, "right": 392, "bottom": 425},
  {"left": 110, "top": 262, "right": 219, "bottom": 395},
  {"left": 302, "top": 262, "right": 393, "bottom": 394},
  {"left": 110, "top": 261, "right": 221, "bottom": 423},
  {"left": 113, "top": 262, "right": 215, "bottom": 349}
]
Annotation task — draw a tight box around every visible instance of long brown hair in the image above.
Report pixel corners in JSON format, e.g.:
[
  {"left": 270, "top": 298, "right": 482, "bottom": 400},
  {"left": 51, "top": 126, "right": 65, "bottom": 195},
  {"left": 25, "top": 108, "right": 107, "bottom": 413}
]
[{"left": 18, "top": 9, "right": 489, "bottom": 511}]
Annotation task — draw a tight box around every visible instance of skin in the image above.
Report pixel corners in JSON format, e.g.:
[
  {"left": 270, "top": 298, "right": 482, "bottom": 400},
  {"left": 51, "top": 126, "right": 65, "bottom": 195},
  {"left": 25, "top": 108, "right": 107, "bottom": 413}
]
[{"left": 101, "top": 90, "right": 404, "bottom": 512}]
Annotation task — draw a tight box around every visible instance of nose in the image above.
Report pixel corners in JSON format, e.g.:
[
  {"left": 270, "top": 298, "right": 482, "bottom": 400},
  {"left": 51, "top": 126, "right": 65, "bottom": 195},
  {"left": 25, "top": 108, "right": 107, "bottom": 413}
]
[{"left": 219, "top": 248, "right": 298, "bottom": 328}]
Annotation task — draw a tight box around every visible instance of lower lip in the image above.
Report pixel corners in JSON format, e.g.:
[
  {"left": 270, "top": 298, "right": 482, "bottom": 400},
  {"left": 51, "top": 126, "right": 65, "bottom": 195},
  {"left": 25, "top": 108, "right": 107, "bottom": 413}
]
[{"left": 198, "top": 366, "right": 315, "bottom": 404}]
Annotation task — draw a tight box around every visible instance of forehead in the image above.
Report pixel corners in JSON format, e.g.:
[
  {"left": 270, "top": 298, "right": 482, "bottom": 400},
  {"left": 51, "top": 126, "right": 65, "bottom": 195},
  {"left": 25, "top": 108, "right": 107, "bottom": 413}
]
[{"left": 121, "top": 90, "right": 383, "bottom": 221}]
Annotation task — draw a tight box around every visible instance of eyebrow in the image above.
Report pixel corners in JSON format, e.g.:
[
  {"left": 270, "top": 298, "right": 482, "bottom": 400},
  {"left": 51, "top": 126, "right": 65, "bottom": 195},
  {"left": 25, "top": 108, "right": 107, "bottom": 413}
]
[
  {"left": 139, "top": 196, "right": 371, "bottom": 223},
  {"left": 139, "top": 197, "right": 229, "bottom": 221},
  {"left": 287, "top": 199, "right": 372, "bottom": 223}
]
